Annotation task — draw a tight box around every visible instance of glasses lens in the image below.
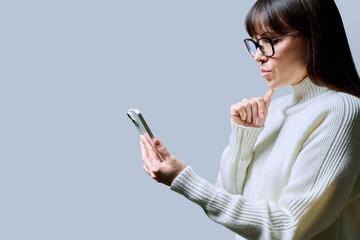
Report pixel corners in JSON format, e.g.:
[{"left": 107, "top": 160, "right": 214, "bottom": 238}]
[
  {"left": 244, "top": 39, "right": 257, "bottom": 57},
  {"left": 258, "top": 38, "right": 273, "bottom": 57}
]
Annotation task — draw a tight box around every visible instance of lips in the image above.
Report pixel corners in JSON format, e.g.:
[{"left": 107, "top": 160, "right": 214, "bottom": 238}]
[
  {"left": 261, "top": 68, "right": 271, "bottom": 73},
  {"left": 260, "top": 68, "right": 272, "bottom": 77}
]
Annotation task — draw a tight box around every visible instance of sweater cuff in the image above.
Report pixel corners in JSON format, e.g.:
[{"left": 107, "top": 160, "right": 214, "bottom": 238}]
[
  {"left": 170, "top": 166, "right": 216, "bottom": 206},
  {"left": 231, "top": 121, "right": 263, "bottom": 159}
]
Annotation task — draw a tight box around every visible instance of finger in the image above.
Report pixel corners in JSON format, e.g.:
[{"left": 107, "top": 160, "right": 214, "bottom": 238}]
[
  {"left": 143, "top": 163, "right": 151, "bottom": 176},
  {"left": 140, "top": 135, "right": 159, "bottom": 166},
  {"left": 264, "top": 89, "right": 275, "bottom": 108},
  {"left": 256, "top": 98, "right": 266, "bottom": 119},
  {"left": 140, "top": 140, "right": 157, "bottom": 179},
  {"left": 140, "top": 140, "right": 147, "bottom": 160},
  {"left": 140, "top": 140, "right": 151, "bottom": 169},
  {"left": 239, "top": 106, "right": 247, "bottom": 122},
  {"left": 153, "top": 139, "right": 170, "bottom": 160},
  {"left": 244, "top": 101, "right": 252, "bottom": 123},
  {"left": 230, "top": 104, "right": 240, "bottom": 117},
  {"left": 140, "top": 141, "right": 152, "bottom": 172},
  {"left": 251, "top": 100, "right": 258, "bottom": 122},
  {"left": 232, "top": 103, "right": 245, "bottom": 121},
  {"left": 143, "top": 163, "right": 156, "bottom": 179},
  {"left": 231, "top": 104, "right": 246, "bottom": 122}
]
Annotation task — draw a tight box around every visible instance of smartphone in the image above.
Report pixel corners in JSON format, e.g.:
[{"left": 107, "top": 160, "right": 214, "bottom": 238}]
[{"left": 127, "top": 108, "right": 155, "bottom": 146}]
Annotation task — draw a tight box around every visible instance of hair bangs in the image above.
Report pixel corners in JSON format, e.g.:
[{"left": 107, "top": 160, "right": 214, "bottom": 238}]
[{"left": 245, "top": 0, "right": 293, "bottom": 38}]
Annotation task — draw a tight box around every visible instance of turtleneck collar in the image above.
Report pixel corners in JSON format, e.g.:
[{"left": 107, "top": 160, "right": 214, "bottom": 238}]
[
  {"left": 280, "top": 77, "right": 332, "bottom": 115},
  {"left": 291, "top": 77, "right": 329, "bottom": 104}
]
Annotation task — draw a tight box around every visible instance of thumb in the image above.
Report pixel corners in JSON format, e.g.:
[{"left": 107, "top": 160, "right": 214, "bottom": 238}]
[
  {"left": 264, "top": 89, "right": 275, "bottom": 108},
  {"left": 154, "top": 139, "right": 170, "bottom": 159}
]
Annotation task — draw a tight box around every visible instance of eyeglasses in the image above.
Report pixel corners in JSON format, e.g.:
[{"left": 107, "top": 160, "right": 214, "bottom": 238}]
[{"left": 244, "top": 31, "right": 298, "bottom": 57}]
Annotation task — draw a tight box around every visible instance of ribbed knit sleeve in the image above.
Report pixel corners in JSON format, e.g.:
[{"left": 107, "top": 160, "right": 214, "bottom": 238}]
[
  {"left": 171, "top": 93, "right": 360, "bottom": 240},
  {"left": 215, "top": 121, "right": 263, "bottom": 194}
]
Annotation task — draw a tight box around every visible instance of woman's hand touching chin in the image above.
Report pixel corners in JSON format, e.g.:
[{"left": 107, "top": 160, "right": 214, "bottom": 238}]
[{"left": 230, "top": 89, "right": 274, "bottom": 128}]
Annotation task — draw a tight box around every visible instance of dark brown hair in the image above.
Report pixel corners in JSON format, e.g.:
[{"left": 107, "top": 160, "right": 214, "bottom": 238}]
[{"left": 245, "top": 0, "right": 360, "bottom": 98}]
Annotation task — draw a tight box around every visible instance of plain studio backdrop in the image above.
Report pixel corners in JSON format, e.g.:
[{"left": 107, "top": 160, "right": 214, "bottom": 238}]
[{"left": 1, "top": 1, "right": 359, "bottom": 239}]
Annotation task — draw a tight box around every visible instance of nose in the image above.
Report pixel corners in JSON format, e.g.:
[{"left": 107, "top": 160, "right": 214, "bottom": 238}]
[{"left": 253, "top": 48, "right": 268, "bottom": 62}]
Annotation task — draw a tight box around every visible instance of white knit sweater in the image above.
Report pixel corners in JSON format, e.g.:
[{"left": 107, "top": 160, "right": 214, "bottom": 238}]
[{"left": 170, "top": 78, "right": 360, "bottom": 240}]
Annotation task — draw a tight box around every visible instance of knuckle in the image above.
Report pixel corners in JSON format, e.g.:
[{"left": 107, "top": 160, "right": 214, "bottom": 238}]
[
  {"left": 239, "top": 103, "right": 246, "bottom": 109},
  {"left": 152, "top": 166, "right": 160, "bottom": 174},
  {"left": 235, "top": 103, "right": 245, "bottom": 111}
]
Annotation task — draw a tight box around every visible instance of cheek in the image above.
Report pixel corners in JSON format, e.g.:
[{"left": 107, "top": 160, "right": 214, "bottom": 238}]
[
  {"left": 277, "top": 44, "right": 308, "bottom": 78},
  {"left": 287, "top": 39, "right": 308, "bottom": 70}
]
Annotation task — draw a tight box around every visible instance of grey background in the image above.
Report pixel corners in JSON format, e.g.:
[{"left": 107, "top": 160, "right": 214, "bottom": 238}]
[{"left": 1, "top": 1, "right": 359, "bottom": 239}]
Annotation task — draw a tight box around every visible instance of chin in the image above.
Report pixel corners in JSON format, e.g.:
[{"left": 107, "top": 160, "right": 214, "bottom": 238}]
[
  {"left": 265, "top": 77, "right": 287, "bottom": 89},
  {"left": 266, "top": 80, "right": 280, "bottom": 89}
]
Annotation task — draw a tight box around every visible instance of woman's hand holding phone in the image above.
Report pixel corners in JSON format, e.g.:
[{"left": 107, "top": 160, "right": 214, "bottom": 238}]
[
  {"left": 140, "top": 135, "right": 187, "bottom": 186},
  {"left": 127, "top": 108, "right": 186, "bottom": 185},
  {"left": 230, "top": 89, "right": 274, "bottom": 128}
]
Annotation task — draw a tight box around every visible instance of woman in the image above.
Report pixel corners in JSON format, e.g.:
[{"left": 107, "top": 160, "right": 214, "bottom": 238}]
[{"left": 140, "top": 0, "right": 360, "bottom": 239}]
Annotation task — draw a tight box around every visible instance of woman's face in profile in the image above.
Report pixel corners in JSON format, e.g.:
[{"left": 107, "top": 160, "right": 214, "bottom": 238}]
[{"left": 253, "top": 30, "right": 309, "bottom": 89}]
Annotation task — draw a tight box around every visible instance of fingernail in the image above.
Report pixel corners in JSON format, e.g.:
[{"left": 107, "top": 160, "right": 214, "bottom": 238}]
[{"left": 260, "top": 113, "right": 265, "bottom": 118}]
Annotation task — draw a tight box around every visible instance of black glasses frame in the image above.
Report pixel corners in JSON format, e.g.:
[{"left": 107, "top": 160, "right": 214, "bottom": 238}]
[{"left": 244, "top": 31, "right": 298, "bottom": 57}]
